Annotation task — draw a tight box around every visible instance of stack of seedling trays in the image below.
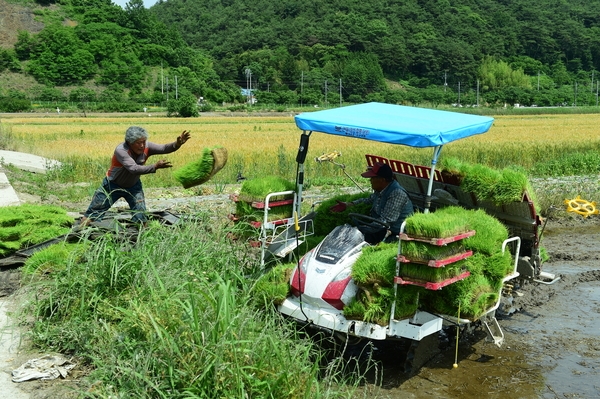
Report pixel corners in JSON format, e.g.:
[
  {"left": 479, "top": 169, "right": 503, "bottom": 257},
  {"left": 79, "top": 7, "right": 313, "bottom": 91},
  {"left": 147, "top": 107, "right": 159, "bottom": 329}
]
[
  {"left": 228, "top": 176, "right": 297, "bottom": 247},
  {"left": 396, "top": 210, "right": 476, "bottom": 291},
  {"left": 230, "top": 176, "right": 296, "bottom": 227},
  {"left": 395, "top": 230, "right": 475, "bottom": 290}
]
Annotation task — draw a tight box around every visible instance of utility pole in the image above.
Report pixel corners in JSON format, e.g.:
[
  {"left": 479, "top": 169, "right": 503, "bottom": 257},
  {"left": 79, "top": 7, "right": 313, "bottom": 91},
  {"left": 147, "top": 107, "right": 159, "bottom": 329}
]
[
  {"left": 161, "top": 62, "right": 164, "bottom": 94},
  {"left": 301, "top": 71, "right": 304, "bottom": 107},
  {"left": 324, "top": 79, "right": 328, "bottom": 106},
  {"left": 457, "top": 82, "right": 461, "bottom": 106},
  {"left": 166, "top": 76, "right": 169, "bottom": 101},
  {"left": 444, "top": 71, "right": 448, "bottom": 92},
  {"left": 537, "top": 72, "right": 540, "bottom": 91},
  {"left": 476, "top": 80, "right": 480, "bottom": 107},
  {"left": 339, "top": 78, "right": 342, "bottom": 107},
  {"left": 244, "top": 68, "right": 252, "bottom": 104}
]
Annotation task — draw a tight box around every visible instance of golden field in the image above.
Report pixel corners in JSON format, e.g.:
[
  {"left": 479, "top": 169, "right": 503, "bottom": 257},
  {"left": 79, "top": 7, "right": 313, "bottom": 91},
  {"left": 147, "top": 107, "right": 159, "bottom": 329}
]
[{"left": 2, "top": 113, "right": 600, "bottom": 187}]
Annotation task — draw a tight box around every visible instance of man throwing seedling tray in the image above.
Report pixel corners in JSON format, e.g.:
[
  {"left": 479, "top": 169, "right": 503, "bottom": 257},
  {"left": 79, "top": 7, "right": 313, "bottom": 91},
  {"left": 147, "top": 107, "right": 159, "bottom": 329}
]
[{"left": 78, "top": 126, "right": 191, "bottom": 227}]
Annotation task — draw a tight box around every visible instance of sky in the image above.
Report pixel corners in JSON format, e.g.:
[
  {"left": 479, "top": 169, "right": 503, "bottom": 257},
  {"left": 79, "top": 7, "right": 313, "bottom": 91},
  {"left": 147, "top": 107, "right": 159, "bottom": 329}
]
[{"left": 112, "top": 0, "right": 158, "bottom": 8}]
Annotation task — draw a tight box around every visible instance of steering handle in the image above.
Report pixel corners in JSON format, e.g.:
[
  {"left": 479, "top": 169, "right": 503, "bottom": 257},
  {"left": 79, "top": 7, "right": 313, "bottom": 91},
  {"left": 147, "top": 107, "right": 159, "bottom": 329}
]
[{"left": 348, "top": 213, "right": 390, "bottom": 229}]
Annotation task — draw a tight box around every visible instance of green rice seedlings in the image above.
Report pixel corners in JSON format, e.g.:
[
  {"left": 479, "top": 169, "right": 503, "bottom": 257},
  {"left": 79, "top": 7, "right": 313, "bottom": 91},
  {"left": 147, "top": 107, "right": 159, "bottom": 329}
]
[
  {"left": 394, "top": 285, "right": 423, "bottom": 319},
  {"left": 492, "top": 167, "right": 529, "bottom": 205},
  {"left": 0, "top": 240, "right": 21, "bottom": 255},
  {"left": 313, "top": 192, "right": 371, "bottom": 236},
  {"left": 460, "top": 163, "right": 501, "bottom": 202},
  {"left": 0, "top": 226, "right": 21, "bottom": 242},
  {"left": 441, "top": 273, "right": 496, "bottom": 319},
  {"left": 23, "top": 242, "right": 85, "bottom": 275},
  {"left": 345, "top": 284, "right": 421, "bottom": 324},
  {"left": 439, "top": 157, "right": 467, "bottom": 184},
  {"left": 343, "top": 297, "right": 367, "bottom": 321},
  {"left": 404, "top": 209, "right": 470, "bottom": 238},
  {"left": 252, "top": 263, "right": 295, "bottom": 307},
  {"left": 462, "top": 209, "right": 508, "bottom": 255},
  {"left": 437, "top": 207, "right": 507, "bottom": 255},
  {"left": 483, "top": 250, "right": 514, "bottom": 285},
  {"left": 464, "top": 252, "right": 486, "bottom": 276},
  {"left": 0, "top": 204, "right": 73, "bottom": 256},
  {"left": 235, "top": 176, "right": 296, "bottom": 221},
  {"left": 365, "top": 285, "right": 395, "bottom": 325},
  {"left": 351, "top": 243, "right": 398, "bottom": 286},
  {"left": 350, "top": 284, "right": 393, "bottom": 324},
  {"left": 540, "top": 246, "right": 549, "bottom": 262},
  {"left": 172, "top": 147, "right": 214, "bottom": 188},
  {"left": 400, "top": 260, "right": 466, "bottom": 283},
  {"left": 238, "top": 175, "right": 295, "bottom": 202},
  {"left": 173, "top": 146, "right": 228, "bottom": 188},
  {"left": 401, "top": 240, "right": 465, "bottom": 262},
  {"left": 0, "top": 214, "right": 25, "bottom": 227}
]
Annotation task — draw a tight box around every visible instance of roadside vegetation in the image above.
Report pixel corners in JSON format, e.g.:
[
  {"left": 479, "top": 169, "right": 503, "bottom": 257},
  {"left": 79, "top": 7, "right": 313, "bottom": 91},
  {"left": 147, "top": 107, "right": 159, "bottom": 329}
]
[{"left": 18, "top": 213, "right": 369, "bottom": 398}]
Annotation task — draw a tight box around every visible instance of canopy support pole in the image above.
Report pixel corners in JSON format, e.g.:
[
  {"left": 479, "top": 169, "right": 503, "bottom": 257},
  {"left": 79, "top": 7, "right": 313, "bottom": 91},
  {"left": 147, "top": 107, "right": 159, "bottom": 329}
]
[
  {"left": 424, "top": 145, "right": 443, "bottom": 214},
  {"left": 295, "top": 131, "right": 312, "bottom": 217}
]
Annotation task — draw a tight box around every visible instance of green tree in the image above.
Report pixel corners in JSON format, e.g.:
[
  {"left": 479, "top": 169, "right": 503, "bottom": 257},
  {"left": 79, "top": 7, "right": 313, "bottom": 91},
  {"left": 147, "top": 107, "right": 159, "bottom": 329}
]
[
  {"left": 479, "top": 56, "right": 531, "bottom": 91},
  {"left": 167, "top": 92, "right": 199, "bottom": 117},
  {"left": 38, "top": 87, "right": 66, "bottom": 102},
  {"left": 0, "top": 49, "right": 20, "bottom": 72},
  {"left": 69, "top": 87, "right": 97, "bottom": 102}
]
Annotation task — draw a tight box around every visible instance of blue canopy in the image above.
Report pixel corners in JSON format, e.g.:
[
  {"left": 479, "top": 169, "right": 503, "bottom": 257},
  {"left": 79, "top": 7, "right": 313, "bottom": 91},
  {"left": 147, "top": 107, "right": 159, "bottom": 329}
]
[{"left": 294, "top": 102, "right": 494, "bottom": 147}]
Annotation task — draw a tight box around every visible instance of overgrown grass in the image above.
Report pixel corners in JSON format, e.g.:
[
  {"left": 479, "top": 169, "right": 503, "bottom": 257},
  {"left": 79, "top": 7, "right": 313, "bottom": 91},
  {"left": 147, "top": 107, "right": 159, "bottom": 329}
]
[{"left": 18, "top": 214, "right": 363, "bottom": 398}]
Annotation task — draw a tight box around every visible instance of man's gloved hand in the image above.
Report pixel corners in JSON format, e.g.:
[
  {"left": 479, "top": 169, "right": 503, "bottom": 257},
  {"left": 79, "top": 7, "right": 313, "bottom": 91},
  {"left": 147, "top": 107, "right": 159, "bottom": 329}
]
[{"left": 330, "top": 200, "right": 348, "bottom": 213}]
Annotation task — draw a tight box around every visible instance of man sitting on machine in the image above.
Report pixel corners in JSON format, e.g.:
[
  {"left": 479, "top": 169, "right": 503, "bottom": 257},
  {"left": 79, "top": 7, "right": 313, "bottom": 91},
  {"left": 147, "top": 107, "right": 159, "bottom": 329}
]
[{"left": 330, "top": 162, "right": 414, "bottom": 244}]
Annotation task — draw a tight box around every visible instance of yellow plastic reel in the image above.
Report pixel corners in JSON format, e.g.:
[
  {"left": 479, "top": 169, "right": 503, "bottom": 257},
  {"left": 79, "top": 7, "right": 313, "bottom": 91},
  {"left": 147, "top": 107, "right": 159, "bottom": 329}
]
[{"left": 564, "top": 196, "right": 599, "bottom": 218}]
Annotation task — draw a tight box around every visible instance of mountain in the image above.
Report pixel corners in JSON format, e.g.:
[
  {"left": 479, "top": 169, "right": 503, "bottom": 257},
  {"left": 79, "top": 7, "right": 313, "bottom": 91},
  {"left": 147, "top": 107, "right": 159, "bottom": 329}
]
[
  {"left": 152, "top": 0, "right": 600, "bottom": 87},
  {"left": 0, "top": 0, "right": 45, "bottom": 49},
  {"left": 2, "top": 0, "right": 600, "bottom": 110}
]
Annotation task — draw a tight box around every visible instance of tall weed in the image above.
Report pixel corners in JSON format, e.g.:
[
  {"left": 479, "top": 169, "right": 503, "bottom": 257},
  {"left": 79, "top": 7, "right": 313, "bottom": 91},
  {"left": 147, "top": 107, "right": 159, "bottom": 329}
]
[{"left": 20, "top": 213, "right": 357, "bottom": 398}]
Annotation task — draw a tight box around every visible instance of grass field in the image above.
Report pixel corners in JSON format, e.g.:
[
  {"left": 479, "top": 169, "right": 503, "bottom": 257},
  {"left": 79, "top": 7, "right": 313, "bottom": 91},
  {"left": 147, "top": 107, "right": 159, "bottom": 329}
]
[{"left": 2, "top": 111, "right": 600, "bottom": 211}]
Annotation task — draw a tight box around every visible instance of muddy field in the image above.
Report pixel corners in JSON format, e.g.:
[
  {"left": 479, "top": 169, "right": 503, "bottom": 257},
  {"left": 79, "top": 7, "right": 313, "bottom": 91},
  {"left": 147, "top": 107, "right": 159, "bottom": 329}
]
[{"left": 1, "top": 191, "right": 600, "bottom": 398}]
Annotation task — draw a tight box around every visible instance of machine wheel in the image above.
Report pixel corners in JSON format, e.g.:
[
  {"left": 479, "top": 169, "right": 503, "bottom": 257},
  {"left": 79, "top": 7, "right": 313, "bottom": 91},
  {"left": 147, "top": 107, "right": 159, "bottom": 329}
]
[
  {"left": 403, "top": 333, "right": 441, "bottom": 375},
  {"left": 564, "top": 196, "right": 599, "bottom": 218}
]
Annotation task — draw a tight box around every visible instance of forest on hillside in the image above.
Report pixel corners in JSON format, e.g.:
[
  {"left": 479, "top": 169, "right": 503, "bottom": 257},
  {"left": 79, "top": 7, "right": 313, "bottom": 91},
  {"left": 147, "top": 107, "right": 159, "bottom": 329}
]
[{"left": 1, "top": 0, "right": 600, "bottom": 113}]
